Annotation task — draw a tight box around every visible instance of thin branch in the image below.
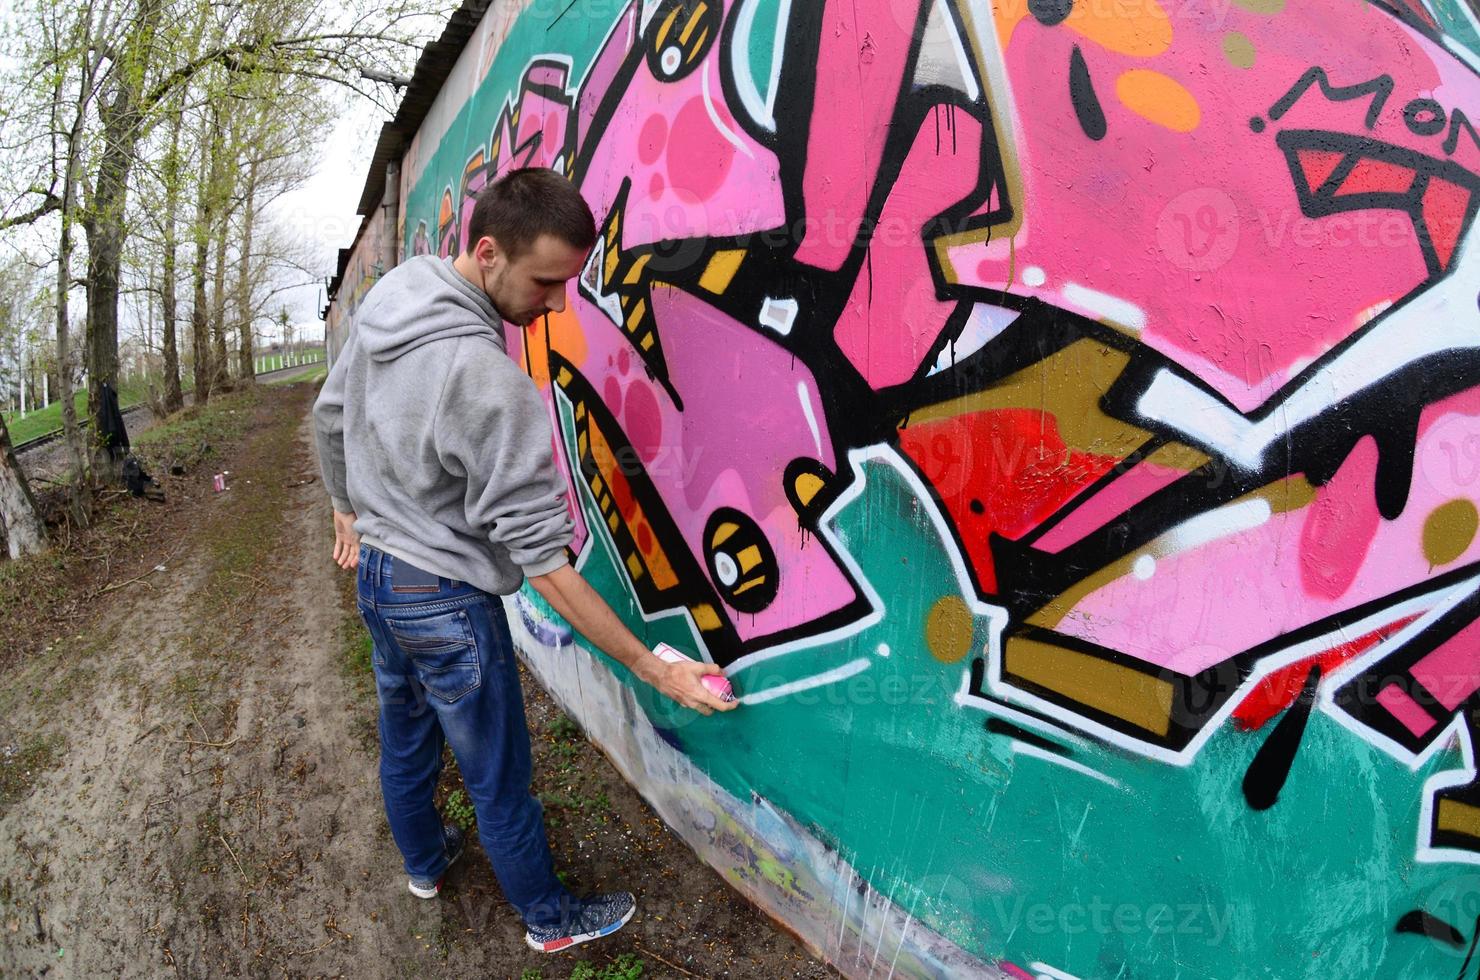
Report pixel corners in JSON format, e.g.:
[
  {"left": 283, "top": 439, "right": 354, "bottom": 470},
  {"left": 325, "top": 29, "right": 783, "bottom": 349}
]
[{"left": 0, "top": 193, "right": 64, "bottom": 231}]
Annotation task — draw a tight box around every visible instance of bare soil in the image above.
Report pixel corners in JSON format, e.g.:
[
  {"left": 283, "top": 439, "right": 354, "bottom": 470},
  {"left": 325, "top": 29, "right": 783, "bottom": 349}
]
[{"left": 0, "top": 382, "right": 831, "bottom": 979}]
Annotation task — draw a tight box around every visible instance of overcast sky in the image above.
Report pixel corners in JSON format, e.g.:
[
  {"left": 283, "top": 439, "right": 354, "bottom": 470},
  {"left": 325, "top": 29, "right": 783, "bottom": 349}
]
[
  {"left": 263, "top": 93, "right": 387, "bottom": 342},
  {"left": 0, "top": 0, "right": 417, "bottom": 347}
]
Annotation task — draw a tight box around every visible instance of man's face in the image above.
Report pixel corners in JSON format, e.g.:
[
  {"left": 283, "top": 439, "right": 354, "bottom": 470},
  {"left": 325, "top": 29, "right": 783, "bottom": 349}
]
[{"left": 478, "top": 233, "right": 588, "bottom": 328}]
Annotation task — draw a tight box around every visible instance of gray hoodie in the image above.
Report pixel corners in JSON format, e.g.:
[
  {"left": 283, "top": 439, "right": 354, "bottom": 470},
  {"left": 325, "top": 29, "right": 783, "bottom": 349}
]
[{"left": 313, "top": 255, "right": 573, "bottom": 594}]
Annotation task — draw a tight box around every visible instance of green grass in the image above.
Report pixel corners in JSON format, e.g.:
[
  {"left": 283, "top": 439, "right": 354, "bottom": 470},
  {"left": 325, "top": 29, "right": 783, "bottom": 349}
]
[
  {"left": 265, "top": 362, "right": 327, "bottom": 387},
  {"left": 132, "top": 387, "right": 261, "bottom": 474},
  {"left": 569, "top": 954, "right": 645, "bottom": 980},
  {"left": 2, "top": 383, "right": 146, "bottom": 445},
  {"left": 0, "top": 733, "right": 64, "bottom": 819},
  {"left": 2, "top": 350, "right": 326, "bottom": 446}
]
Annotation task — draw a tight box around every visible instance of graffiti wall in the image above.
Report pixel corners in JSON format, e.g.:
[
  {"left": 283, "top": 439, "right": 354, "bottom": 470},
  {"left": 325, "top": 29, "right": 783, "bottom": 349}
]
[
  {"left": 344, "top": 0, "right": 1480, "bottom": 975},
  {"left": 325, "top": 203, "right": 386, "bottom": 362}
]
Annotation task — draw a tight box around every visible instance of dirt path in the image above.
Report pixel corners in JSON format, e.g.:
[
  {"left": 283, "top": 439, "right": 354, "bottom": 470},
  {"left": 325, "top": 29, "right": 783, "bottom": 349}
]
[{"left": 0, "top": 383, "right": 830, "bottom": 979}]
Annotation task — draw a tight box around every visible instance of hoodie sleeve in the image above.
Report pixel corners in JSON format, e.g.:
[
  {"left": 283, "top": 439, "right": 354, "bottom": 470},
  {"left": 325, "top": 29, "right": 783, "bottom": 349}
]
[
  {"left": 313, "top": 331, "right": 357, "bottom": 514},
  {"left": 434, "top": 341, "right": 573, "bottom": 578}
]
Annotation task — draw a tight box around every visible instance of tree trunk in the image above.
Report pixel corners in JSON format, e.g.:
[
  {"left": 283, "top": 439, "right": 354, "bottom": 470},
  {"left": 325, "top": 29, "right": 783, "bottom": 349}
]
[
  {"left": 210, "top": 204, "right": 232, "bottom": 393},
  {"left": 0, "top": 414, "right": 47, "bottom": 558},
  {"left": 85, "top": 0, "right": 162, "bottom": 481},
  {"left": 86, "top": 99, "right": 127, "bottom": 424},
  {"left": 159, "top": 98, "right": 184, "bottom": 413},
  {"left": 190, "top": 106, "right": 217, "bottom": 407},
  {"left": 235, "top": 157, "right": 260, "bottom": 383},
  {"left": 56, "top": 52, "right": 92, "bottom": 519}
]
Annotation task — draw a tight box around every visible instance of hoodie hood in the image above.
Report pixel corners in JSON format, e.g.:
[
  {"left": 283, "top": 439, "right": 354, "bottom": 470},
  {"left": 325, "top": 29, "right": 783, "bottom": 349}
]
[{"left": 355, "top": 255, "right": 506, "bottom": 363}]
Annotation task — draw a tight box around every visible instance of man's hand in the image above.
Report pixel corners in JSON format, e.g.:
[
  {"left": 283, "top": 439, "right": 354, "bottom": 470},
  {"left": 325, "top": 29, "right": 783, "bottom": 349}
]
[
  {"left": 528, "top": 565, "right": 740, "bottom": 716},
  {"left": 641, "top": 656, "right": 739, "bottom": 716},
  {"left": 332, "top": 510, "right": 360, "bottom": 570}
]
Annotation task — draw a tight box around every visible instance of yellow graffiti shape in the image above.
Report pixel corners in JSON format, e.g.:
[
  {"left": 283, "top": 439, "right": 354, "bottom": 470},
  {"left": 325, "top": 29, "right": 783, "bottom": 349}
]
[
  {"left": 1067, "top": 0, "right": 1173, "bottom": 58},
  {"left": 1424, "top": 499, "right": 1480, "bottom": 568},
  {"left": 926, "top": 595, "right": 975, "bottom": 664},
  {"left": 1116, "top": 69, "right": 1201, "bottom": 132}
]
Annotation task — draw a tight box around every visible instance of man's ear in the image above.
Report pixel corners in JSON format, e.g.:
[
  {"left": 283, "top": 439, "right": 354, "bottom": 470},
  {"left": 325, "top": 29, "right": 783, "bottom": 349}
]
[{"left": 470, "top": 234, "right": 501, "bottom": 265}]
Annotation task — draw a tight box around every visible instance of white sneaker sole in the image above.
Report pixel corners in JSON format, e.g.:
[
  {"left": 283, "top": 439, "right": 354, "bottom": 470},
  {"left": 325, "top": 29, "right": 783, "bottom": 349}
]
[{"left": 407, "top": 837, "right": 465, "bottom": 899}]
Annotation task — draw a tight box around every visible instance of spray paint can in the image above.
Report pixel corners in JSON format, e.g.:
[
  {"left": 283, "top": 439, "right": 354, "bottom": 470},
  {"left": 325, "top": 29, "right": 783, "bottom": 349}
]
[{"left": 651, "top": 642, "right": 736, "bottom": 703}]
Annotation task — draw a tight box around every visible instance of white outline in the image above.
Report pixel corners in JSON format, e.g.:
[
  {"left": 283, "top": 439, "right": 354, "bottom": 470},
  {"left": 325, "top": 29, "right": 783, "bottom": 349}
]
[
  {"left": 952, "top": 668, "right": 1093, "bottom": 750},
  {"left": 1061, "top": 282, "right": 1147, "bottom": 333},
  {"left": 1031, "top": 963, "right": 1084, "bottom": 980},
  {"left": 799, "top": 381, "right": 823, "bottom": 457},
  {"left": 1011, "top": 742, "right": 1122, "bottom": 790},
  {"left": 967, "top": 583, "right": 1464, "bottom": 767},
  {"left": 728, "top": 442, "right": 1005, "bottom": 677},
  {"left": 739, "top": 657, "right": 872, "bottom": 705},
  {"left": 1135, "top": 233, "right": 1480, "bottom": 471},
  {"left": 729, "top": 0, "right": 792, "bottom": 132},
  {"left": 1316, "top": 574, "right": 1480, "bottom": 866},
  {"left": 580, "top": 235, "right": 626, "bottom": 326},
  {"left": 759, "top": 295, "right": 799, "bottom": 335},
  {"left": 702, "top": 61, "right": 754, "bottom": 159}
]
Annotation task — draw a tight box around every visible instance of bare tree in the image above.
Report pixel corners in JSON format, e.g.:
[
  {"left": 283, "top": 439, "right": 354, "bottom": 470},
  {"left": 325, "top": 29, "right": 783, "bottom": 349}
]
[
  {"left": 0, "top": 414, "right": 47, "bottom": 557},
  {"left": 5, "top": 0, "right": 435, "bottom": 460},
  {"left": 0, "top": 256, "right": 48, "bottom": 556}
]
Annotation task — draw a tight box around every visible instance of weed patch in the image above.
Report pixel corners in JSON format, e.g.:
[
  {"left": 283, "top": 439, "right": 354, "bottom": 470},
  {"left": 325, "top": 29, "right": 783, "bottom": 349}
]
[
  {"left": 134, "top": 387, "right": 262, "bottom": 476},
  {"left": 444, "top": 788, "right": 476, "bottom": 831},
  {"left": 0, "top": 733, "right": 64, "bottom": 818},
  {"left": 570, "top": 953, "right": 645, "bottom": 980}
]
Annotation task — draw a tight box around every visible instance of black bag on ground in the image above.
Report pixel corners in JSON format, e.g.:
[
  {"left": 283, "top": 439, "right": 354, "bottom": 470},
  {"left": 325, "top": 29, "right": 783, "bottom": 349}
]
[{"left": 123, "top": 455, "right": 164, "bottom": 501}]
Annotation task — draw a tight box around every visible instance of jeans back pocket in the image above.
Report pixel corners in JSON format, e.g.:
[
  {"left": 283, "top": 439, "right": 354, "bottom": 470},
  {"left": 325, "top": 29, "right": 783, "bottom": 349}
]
[{"left": 384, "top": 608, "right": 481, "bottom": 703}]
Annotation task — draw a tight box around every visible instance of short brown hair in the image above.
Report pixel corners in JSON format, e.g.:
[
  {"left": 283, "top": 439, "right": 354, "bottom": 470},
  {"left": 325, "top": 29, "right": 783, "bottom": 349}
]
[{"left": 465, "top": 167, "right": 597, "bottom": 259}]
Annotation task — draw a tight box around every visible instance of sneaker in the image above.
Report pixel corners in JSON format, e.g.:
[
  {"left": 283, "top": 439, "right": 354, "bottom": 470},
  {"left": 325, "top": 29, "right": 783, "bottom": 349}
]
[
  {"left": 524, "top": 891, "right": 637, "bottom": 953},
  {"left": 407, "top": 823, "right": 465, "bottom": 899}
]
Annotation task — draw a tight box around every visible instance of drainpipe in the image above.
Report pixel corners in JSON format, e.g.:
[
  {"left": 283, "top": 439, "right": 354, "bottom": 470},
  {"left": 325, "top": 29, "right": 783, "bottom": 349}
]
[{"left": 382, "top": 159, "right": 401, "bottom": 276}]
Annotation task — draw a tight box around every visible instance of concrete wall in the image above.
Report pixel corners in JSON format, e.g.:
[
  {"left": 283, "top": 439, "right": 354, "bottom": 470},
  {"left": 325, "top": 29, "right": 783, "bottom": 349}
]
[
  {"left": 330, "top": 1, "right": 1480, "bottom": 975},
  {"left": 325, "top": 202, "right": 385, "bottom": 363}
]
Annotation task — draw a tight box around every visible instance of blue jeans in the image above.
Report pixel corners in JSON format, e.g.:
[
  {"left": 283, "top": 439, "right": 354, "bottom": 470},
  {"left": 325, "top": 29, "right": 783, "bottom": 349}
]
[{"left": 356, "top": 545, "right": 573, "bottom": 928}]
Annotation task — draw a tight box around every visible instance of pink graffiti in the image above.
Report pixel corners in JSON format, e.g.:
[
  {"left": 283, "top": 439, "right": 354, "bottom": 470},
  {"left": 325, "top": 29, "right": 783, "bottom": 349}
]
[
  {"left": 793, "top": 0, "right": 919, "bottom": 272},
  {"left": 562, "top": 283, "right": 860, "bottom": 644},
  {"left": 1052, "top": 388, "right": 1480, "bottom": 676},
  {"left": 575, "top": 0, "right": 784, "bottom": 248},
  {"left": 948, "top": 0, "right": 1480, "bottom": 411},
  {"left": 834, "top": 104, "right": 986, "bottom": 389}
]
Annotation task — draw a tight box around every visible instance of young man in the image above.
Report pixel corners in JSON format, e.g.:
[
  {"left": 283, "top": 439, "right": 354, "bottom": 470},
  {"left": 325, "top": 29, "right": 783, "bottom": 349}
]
[{"left": 312, "top": 167, "right": 737, "bottom": 954}]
